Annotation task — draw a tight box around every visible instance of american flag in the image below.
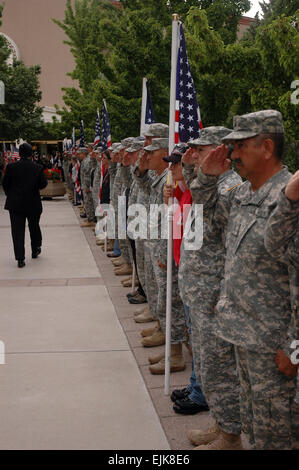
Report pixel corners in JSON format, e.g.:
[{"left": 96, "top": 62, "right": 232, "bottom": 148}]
[
  {"left": 145, "top": 81, "right": 156, "bottom": 125},
  {"left": 175, "top": 23, "right": 203, "bottom": 144},
  {"left": 79, "top": 120, "right": 85, "bottom": 147},
  {"left": 71, "top": 127, "right": 77, "bottom": 156},
  {"left": 101, "top": 100, "right": 111, "bottom": 151},
  {"left": 11, "top": 146, "right": 20, "bottom": 162},
  {"left": 94, "top": 110, "right": 101, "bottom": 147},
  {"left": 3, "top": 142, "right": 8, "bottom": 167},
  {"left": 75, "top": 161, "right": 82, "bottom": 196}
]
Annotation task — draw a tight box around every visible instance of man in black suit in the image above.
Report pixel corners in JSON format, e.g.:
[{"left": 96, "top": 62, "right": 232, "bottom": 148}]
[{"left": 2, "top": 143, "right": 48, "bottom": 268}]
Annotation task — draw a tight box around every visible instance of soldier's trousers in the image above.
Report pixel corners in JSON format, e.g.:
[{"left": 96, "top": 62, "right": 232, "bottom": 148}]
[
  {"left": 191, "top": 311, "right": 241, "bottom": 435},
  {"left": 83, "top": 189, "right": 95, "bottom": 222},
  {"left": 136, "top": 239, "right": 146, "bottom": 295},
  {"left": 119, "top": 238, "right": 131, "bottom": 264},
  {"left": 144, "top": 241, "right": 158, "bottom": 320},
  {"left": 235, "top": 346, "right": 299, "bottom": 449},
  {"left": 150, "top": 243, "right": 186, "bottom": 344}
]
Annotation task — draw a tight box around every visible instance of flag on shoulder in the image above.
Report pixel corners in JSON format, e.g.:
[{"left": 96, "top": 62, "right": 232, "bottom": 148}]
[{"left": 175, "top": 23, "right": 203, "bottom": 144}]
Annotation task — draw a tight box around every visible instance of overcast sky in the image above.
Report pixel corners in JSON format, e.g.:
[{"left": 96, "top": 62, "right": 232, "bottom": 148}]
[{"left": 247, "top": 0, "right": 265, "bottom": 17}]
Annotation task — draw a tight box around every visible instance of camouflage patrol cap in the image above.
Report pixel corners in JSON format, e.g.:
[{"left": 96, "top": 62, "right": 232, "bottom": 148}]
[
  {"left": 118, "top": 137, "right": 136, "bottom": 150},
  {"left": 78, "top": 147, "right": 88, "bottom": 154},
  {"left": 126, "top": 141, "right": 144, "bottom": 153},
  {"left": 111, "top": 143, "right": 122, "bottom": 153},
  {"left": 222, "top": 110, "right": 284, "bottom": 143},
  {"left": 144, "top": 123, "right": 169, "bottom": 138},
  {"left": 188, "top": 127, "right": 232, "bottom": 147},
  {"left": 144, "top": 138, "right": 169, "bottom": 152}
]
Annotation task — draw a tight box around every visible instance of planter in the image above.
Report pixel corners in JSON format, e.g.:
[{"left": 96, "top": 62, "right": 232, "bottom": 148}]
[{"left": 40, "top": 180, "right": 66, "bottom": 198}]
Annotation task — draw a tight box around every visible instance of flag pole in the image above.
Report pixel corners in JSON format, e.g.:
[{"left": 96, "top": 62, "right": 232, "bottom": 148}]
[
  {"left": 140, "top": 78, "right": 147, "bottom": 136},
  {"left": 165, "top": 13, "right": 180, "bottom": 396}
]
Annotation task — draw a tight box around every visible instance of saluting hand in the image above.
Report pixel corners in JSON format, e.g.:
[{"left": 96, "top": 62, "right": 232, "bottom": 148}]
[
  {"left": 201, "top": 144, "right": 231, "bottom": 176},
  {"left": 138, "top": 151, "right": 149, "bottom": 173},
  {"left": 181, "top": 148, "right": 195, "bottom": 166},
  {"left": 285, "top": 171, "right": 299, "bottom": 201}
]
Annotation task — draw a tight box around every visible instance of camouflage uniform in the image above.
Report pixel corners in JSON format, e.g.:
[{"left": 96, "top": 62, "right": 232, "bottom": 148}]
[
  {"left": 195, "top": 111, "right": 296, "bottom": 449},
  {"left": 179, "top": 127, "right": 242, "bottom": 435},
  {"left": 134, "top": 138, "right": 186, "bottom": 343},
  {"left": 81, "top": 154, "right": 95, "bottom": 222},
  {"left": 92, "top": 161, "right": 101, "bottom": 211},
  {"left": 264, "top": 189, "right": 299, "bottom": 447}
]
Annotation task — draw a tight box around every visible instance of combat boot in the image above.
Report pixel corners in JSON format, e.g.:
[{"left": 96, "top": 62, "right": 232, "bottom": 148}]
[
  {"left": 141, "top": 329, "right": 165, "bottom": 347},
  {"left": 187, "top": 424, "right": 220, "bottom": 446},
  {"left": 141, "top": 321, "right": 160, "bottom": 337},
  {"left": 149, "top": 343, "right": 185, "bottom": 374},
  {"left": 122, "top": 277, "right": 133, "bottom": 285},
  {"left": 114, "top": 264, "right": 133, "bottom": 276},
  {"left": 128, "top": 293, "right": 146, "bottom": 304},
  {"left": 135, "top": 309, "right": 156, "bottom": 324},
  {"left": 80, "top": 220, "right": 95, "bottom": 228},
  {"left": 112, "top": 256, "right": 126, "bottom": 267},
  {"left": 134, "top": 305, "right": 149, "bottom": 317},
  {"left": 123, "top": 278, "right": 139, "bottom": 288},
  {"left": 148, "top": 351, "right": 165, "bottom": 365},
  {"left": 96, "top": 238, "right": 105, "bottom": 246},
  {"left": 195, "top": 430, "right": 243, "bottom": 450}
]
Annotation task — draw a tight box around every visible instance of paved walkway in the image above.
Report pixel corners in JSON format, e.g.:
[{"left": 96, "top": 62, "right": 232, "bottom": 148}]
[{"left": 0, "top": 191, "right": 170, "bottom": 450}]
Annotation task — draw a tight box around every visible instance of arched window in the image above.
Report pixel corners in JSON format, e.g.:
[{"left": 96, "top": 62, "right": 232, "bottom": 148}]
[{"left": 0, "top": 33, "right": 21, "bottom": 64}]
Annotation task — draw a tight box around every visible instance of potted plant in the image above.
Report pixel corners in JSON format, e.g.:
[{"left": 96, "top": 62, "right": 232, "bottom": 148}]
[{"left": 40, "top": 168, "right": 66, "bottom": 197}]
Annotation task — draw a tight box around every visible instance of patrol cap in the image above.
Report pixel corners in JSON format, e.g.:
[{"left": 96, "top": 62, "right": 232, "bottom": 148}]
[
  {"left": 144, "top": 123, "right": 169, "bottom": 138},
  {"left": 118, "top": 137, "right": 136, "bottom": 150},
  {"left": 111, "top": 143, "right": 122, "bottom": 154},
  {"left": 109, "top": 142, "right": 121, "bottom": 152},
  {"left": 222, "top": 110, "right": 284, "bottom": 143},
  {"left": 78, "top": 147, "right": 88, "bottom": 154},
  {"left": 126, "top": 141, "right": 144, "bottom": 153},
  {"left": 163, "top": 143, "right": 188, "bottom": 163},
  {"left": 144, "top": 138, "right": 169, "bottom": 152},
  {"left": 188, "top": 127, "right": 232, "bottom": 147}
]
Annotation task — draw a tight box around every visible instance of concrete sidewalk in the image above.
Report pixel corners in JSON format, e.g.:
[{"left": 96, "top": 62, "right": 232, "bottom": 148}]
[{"left": 0, "top": 192, "right": 170, "bottom": 450}]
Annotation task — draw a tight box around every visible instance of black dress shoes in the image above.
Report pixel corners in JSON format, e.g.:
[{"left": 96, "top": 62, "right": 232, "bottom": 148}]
[
  {"left": 170, "top": 387, "right": 190, "bottom": 403},
  {"left": 173, "top": 396, "right": 209, "bottom": 415},
  {"left": 18, "top": 260, "right": 25, "bottom": 268},
  {"left": 32, "top": 247, "right": 41, "bottom": 259}
]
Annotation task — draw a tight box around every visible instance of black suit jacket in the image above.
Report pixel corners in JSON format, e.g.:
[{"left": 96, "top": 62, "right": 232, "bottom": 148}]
[{"left": 2, "top": 159, "right": 48, "bottom": 216}]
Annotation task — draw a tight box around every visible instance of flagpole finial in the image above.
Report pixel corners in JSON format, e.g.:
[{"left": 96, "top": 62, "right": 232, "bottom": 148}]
[{"left": 172, "top": 13, "right": 179, "bottom": 21}]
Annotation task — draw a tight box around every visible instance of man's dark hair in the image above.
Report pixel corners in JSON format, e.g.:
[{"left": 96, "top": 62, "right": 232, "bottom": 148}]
[
  {"left": 19, "top": 143, "right": 33, "bottom": 159},
  {"left": 259, "top": 134, "right": 285, "bottom": 161}
]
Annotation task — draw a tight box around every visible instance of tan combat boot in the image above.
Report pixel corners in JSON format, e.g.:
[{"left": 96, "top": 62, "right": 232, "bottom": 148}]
[
  {"left": 135, "top": 308, "right": 156, "bottom": 324},
  {"left": 134, "top": 305, "right": 149, "bottom": 318},
  {"left": 195, "top": 429, "right": 243, "bottom": 450},
  {"left": 112, "top": 256, "right": 126, "bottom": 267},
  {"left": 141, "top": 322, "right": 160, "bottom": 337},
  {"left": 149, "top": 343, "right": 185, "bottom": 374},
  {"left": 122, "top": 278, "right": 139, "bottom": 288},
  {"left": 141, "top": 329, "right": 165, "bottom": 347},
  {"left": 80, "top": 220, "right": 95, "bottom": 228},
  {"left": 148, "top": 351, "right": 165, "bottom": 365},
  {"left": 114, "top": 264, "right": 133, "bottom": 276},
  {"left": 96, "top": 238, "right": 105, "bottom": 246},
  {"left": 121, "top": 276, "right": 132, "bottom": 284},
  {"left": 187, "top": 424, "right": 220, "bottom": 446}
]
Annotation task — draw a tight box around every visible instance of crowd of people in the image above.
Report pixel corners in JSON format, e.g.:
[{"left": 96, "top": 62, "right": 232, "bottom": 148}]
[{"left": 61, "top": 109, "right": 298, "bottom": 450}]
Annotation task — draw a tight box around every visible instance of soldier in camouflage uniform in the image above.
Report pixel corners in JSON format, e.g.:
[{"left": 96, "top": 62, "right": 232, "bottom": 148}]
[
  {"left": 91, "top": 147, "right": 102, "bottom": 212},
  {"left": 134, "top": 138, "right": 186, "bottom": 374},
  {"left": 173, "top": 128, "right": 242, "bottom": 445},
  {"left": 80, "top": 146, "right": 95, "bottom": 227},
  {"left": 103, "top": 143, "right": 121, "bottom": 252},
  {"left": 133, "top": 123, "right": 169, "bottom": 323},
  {"left": 264, "top": 171, "right": 299, "bottom": 448},
  {"left": 195, "top": 110, "right": 297, "bottom": 449},
  {"left": 122, "top": 138, "right": 148, "bottom": 301}
]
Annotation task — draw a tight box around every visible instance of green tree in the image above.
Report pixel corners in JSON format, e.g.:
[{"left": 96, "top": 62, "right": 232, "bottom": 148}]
[{"left": 0, "top": 4, "right": 45, "bottom": 140}]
